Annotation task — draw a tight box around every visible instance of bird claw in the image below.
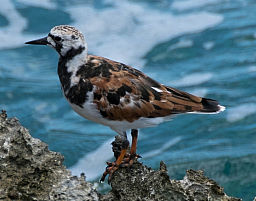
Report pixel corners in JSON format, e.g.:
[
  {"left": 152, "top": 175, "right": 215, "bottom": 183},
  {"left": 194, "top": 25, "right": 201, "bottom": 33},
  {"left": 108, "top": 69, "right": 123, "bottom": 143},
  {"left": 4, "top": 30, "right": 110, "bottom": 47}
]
[
  {"left": 100, "top": 153, "right": 140, "bottom": 183},
  {"left": 106, "top": 161, "right": 115, "bottom": 166},
  {"left": 100, "top": 164, "right": 118, "bottom": 184},
  {"left": 134, "top": 153, "right": 142, "bottom": 158}
]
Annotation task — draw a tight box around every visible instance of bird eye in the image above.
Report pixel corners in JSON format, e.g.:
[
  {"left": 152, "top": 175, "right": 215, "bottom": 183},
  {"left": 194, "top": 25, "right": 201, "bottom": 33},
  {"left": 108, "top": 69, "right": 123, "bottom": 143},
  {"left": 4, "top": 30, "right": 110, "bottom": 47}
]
[{"left": 55, "top": 36, "right": 61, "bottom": 41}]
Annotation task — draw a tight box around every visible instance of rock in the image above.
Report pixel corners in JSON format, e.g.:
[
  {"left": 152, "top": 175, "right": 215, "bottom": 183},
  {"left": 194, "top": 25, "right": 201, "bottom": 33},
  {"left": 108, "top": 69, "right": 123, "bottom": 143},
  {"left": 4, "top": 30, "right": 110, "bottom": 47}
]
[
  {"left": 101, "top": 161, "right": 241, "bottom": 201},
  {"left": 0, "top": 110, "right": 242, "bottom": 201},
  {"left": 0, "top": 110, "right": 99, "bottom": 201},
  {"left": 168, "top": 153, "right": 256, "bottom": 200}
]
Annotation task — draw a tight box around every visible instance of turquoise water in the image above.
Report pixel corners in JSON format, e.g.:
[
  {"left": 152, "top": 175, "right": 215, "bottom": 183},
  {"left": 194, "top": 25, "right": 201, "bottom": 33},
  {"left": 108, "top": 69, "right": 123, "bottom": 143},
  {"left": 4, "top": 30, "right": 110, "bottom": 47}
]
[{"left": 1, "top": 0, "right": 256, "bottom": 200}]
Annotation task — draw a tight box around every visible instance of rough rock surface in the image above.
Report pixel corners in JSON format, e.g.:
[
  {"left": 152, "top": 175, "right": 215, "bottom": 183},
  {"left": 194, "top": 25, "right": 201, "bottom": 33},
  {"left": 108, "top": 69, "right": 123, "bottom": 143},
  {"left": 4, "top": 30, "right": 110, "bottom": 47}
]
[
  {"left": 103, "top": 162, "right": 241, "bottom": 201},
  {"left": 0, "top": 111, "right": 99, "bottom": 201},
  {"left": 0, "top": 110, "right": 242, "bottom": 201}
]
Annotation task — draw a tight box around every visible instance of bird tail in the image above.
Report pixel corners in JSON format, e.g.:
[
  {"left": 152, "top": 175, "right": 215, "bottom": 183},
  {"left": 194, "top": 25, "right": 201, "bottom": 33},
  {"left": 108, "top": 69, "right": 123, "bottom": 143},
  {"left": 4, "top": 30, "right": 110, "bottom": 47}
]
[
  {"left": 164, "top": 86, "right": 225, "bottom": 115},
  {"left": 193, "top": 98, "right": 226, "bottom": 114}
]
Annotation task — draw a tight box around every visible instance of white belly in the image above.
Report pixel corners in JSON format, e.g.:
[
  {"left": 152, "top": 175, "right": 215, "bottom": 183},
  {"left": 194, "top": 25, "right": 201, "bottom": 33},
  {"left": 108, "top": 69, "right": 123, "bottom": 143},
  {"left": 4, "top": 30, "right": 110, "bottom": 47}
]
[
  {"left": 66, "top": 91, "right": 170, "bottom": 135},
  {"left": 69, "top": 103, "right": 170, "bottom": 136}
]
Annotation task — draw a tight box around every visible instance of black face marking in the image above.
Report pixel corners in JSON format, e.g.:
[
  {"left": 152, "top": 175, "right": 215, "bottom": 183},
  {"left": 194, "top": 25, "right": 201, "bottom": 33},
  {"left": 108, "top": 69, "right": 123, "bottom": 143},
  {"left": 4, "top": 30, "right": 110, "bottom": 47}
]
[
  {"left": 48, "top": 33, "right": 54, "bottom": 39},
  {"left": 58, "top": 64, "right": 72, "bottom": 93},
  {"left": 71, "top": 35, "right": 78, "bottom": 40},
  {"left": 63, "top": 46, "right": 85, "bottom": 60},
  {"left": 107, "top": 92, "right": 120, "bottom": 105},
  {"left": 55, "top": 36, "right": 61, "bottom": 41},
  {"left": 48, "top": 33, "right": 63, "bottom": 53},
  {"left": 66, "top": 80, "right": 93, "bottom": 108},
  {"left": 58, "top": 46, "right": 86, "bottom": 92},
  {"left": 49, "top": 33, "right": 61, "bottom": 42},
  {"left": 55, "top": 43, "right": 63, "bottom": 53},
  {"left": 58, "top": 45, "right": 91, "bottom": 107}
]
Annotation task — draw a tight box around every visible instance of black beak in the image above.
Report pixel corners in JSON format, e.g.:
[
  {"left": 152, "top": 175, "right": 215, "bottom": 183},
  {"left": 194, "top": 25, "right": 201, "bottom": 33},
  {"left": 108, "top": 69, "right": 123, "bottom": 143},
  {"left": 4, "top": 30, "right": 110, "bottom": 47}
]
[{"left": 25, "top": 37, "right": 49, "bottom": 45}]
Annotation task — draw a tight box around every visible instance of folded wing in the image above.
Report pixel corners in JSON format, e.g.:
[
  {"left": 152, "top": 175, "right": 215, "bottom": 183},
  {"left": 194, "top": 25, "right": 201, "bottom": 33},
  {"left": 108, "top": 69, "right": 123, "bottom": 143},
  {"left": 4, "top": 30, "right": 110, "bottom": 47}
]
[{"left": 81, "top": 55, "right": 223, "bottom": 122}]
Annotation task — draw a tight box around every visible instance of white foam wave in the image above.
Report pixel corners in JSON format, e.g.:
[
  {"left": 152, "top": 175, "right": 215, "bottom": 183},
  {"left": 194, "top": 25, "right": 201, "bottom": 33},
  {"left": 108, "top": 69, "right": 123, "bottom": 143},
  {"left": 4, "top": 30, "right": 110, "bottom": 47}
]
[
  {"left": 17, "top": 0, "right": 56, "bottom": 9},
  {"left": 143, "top": 136, "right": 182, "bottom": 159},
  {"left": 248, "top": 66, "right": 256, "bottom": 72},
  {"left": 34, "top": 102, "right": 48, "bottom": 112},
  {"left": 70, "top": 138, "right": 113, "bottom": 180},
  {"left": 0, "top": 0, "right": 223, "bottom": 64},
  {"left": 0, "top": 0, "right": 41, "bottom": 49},
  {"left": 168, "top": 39, "right": 193, "bottom": 51},
  {"left": 67, "top": 1, "right": 223, "bottom": 67},
  {"left": 171, "top": 0, "right": 221, "bottom": 11},
  {"left": 226, "top": 103, "right": 256, "bottom": 122},
  {"left": 171, "top": 72, "right": 213, "bottom": 87},
  {"left": 203, "top": 41, "right": 215, "bottom": 50}
]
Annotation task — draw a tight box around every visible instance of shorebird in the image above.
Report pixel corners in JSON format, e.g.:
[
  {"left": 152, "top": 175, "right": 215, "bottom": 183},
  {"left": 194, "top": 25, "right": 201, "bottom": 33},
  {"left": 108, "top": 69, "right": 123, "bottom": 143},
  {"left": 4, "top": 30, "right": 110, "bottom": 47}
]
[{"left": 25, "top": 25, "right": 225, "bottom": 182}]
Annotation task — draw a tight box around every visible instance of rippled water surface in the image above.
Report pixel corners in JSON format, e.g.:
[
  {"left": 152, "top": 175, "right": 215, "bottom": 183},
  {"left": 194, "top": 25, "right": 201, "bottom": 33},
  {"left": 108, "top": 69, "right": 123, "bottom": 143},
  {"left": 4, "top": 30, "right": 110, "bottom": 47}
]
[{"left": 1, "top": 0, "right": 256, "bottom": 200}]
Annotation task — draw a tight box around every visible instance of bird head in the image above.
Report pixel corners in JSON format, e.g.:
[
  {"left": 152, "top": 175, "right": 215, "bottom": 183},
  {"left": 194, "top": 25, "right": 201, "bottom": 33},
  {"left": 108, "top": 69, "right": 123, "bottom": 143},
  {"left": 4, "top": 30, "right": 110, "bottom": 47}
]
[{"left": 25, "top": 25, "right": 87, "bottom": 57}]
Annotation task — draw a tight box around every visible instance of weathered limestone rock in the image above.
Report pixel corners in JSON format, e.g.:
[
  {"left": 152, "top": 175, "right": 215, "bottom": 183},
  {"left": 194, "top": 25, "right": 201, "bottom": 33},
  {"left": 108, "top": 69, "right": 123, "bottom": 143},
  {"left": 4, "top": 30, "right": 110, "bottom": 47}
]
[
  {"left": 102, "top": 161, "right": 241, "bottom": 201},
  {"left": 0, "top": 110, "right": 242, "bottom": 201},
  {"left": 0, "top": 110, "right": 99, "bottom": 201}
]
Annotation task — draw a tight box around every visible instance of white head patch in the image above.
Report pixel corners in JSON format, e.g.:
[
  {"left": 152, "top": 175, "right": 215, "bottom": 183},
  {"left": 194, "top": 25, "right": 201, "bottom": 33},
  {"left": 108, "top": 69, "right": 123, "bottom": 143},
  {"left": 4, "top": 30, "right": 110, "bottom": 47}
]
[{"left": 47, "top": 25, "right": 87, "bottom": 56}]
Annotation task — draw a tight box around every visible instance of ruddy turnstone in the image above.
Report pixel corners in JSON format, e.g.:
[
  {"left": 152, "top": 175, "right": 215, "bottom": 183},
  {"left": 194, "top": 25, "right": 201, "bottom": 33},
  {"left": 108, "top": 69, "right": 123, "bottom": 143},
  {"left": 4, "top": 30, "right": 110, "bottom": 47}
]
[{"left": 25, "top": 25, "right": 225, "bottom": 182}]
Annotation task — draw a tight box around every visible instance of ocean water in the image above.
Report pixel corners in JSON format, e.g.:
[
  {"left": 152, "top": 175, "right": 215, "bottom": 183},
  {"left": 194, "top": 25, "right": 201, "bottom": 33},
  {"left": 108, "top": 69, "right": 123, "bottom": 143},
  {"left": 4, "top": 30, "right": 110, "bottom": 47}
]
[{"left": 0, "top": 0, "right": 256, "bottom": 200}]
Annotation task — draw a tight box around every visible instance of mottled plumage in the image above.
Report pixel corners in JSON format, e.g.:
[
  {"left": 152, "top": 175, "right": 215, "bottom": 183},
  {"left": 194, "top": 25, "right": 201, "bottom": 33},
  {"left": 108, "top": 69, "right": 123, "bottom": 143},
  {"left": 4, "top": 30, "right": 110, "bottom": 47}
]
[
  {"left": 26, "top": 25, "right": 225, "bottom": 182},
  {"left": 65, "top": 55, "right": 221, "bottom": 121}
]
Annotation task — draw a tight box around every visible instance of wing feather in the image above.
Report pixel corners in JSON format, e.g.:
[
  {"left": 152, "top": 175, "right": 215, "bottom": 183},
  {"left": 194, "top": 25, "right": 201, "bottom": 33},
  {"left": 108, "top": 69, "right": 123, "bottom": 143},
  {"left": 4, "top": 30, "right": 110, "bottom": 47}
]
[{"left": 78, "top": 55, "right": 219, "bottom": 122}]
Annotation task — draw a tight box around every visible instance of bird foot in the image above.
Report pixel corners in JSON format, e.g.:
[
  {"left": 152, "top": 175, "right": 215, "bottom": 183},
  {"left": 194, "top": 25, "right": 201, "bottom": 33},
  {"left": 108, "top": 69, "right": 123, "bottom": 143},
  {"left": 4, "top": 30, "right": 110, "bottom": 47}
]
[
  {"left": 100, "top": 153, "right": 141, "bottom": 183},
  {"left": 120, "top": 153, "right": 141, "bottom": 167}
]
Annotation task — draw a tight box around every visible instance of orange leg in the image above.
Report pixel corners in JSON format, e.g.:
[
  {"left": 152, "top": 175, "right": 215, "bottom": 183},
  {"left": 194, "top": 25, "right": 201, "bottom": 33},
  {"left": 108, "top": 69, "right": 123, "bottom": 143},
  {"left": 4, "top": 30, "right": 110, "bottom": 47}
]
[
  {"left": 116, "top": 148, "right": 127, "bottom": 165},
  {"left": 127, "top": 129, "right": 141, "bottom": 166},
  {"left": 121, "top": 129, "right": 140, "bottom": 166},
  {"left": 130, "top": 129, "right": 138, "bottom": 155},
  {"left": 100, "top": 139, "right": 129, "bottom": 183},
  {"left": 100, "top": 130, "right": 140, "bottom": 183}
]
